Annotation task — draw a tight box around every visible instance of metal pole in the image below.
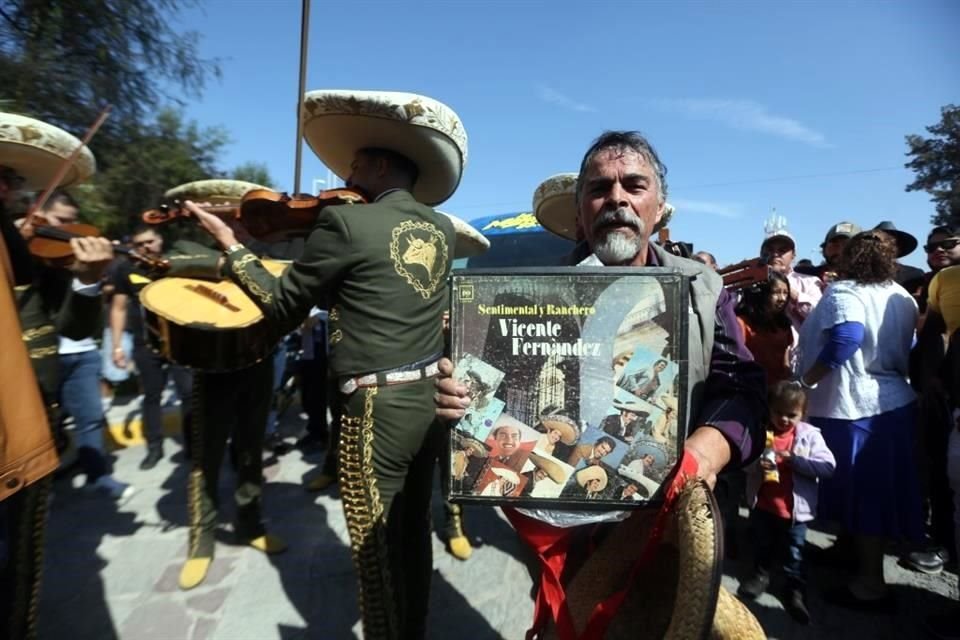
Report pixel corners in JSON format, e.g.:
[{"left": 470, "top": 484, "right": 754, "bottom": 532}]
[{"left": 292, "top": 0, "right": 311, "bottom": 195}]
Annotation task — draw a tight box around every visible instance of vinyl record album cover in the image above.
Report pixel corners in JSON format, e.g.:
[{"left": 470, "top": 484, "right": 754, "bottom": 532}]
[{"left": 448, "top": 268, "right": 689, "bottom": 509}]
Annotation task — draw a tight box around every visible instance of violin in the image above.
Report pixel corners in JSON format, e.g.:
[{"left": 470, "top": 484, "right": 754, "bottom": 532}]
[
  {"left": 140, "top": 187, "right": 368, "bottom": 240},
  {"left": 718, "top": 257, "right": 771, "bottom": 291},
  {"left": 27, "top": 222, "right": 170, "bottom": 271}
]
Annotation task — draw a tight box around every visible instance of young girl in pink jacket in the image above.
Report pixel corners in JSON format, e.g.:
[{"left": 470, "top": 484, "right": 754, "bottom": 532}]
[{"left": 739, "top": 381, "right": 836, "bottom": 624}]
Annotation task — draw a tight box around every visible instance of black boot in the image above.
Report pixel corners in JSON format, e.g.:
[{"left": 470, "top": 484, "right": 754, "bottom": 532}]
[
  {"left": 784, "top": 585, "right": 811, "bottom": 624},
  {"left": 737, "top": 569, "right": 770, "bottom": 600},
  {"left": 139, "top": 447, "right": 163, "bottom": 470}
]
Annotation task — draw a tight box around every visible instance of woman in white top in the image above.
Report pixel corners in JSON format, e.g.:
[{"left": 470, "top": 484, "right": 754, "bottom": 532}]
[{"left": 797, "top": 231, "right": 923, "bottom": 611}]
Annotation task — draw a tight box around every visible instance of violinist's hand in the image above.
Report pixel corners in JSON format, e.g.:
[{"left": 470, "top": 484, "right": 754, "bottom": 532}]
[
  {"left": 434, "top": 357, "right": 471, "bottom": 421},
  {"left": 71, "top": 236, "right": 114, "bottom": 285},
  {"left": 183, "top": 200, "right": 238, "bottom": 249}
]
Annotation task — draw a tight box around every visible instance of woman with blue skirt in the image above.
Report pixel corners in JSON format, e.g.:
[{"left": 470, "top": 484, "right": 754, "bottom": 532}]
[{"left": 797, "top": 230, "right": 923, "bottom": 610}]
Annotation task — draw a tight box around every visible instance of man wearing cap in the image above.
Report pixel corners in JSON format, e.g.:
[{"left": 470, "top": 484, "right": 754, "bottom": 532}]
[
  {"left": 0, "top": 112, "right": 114, "bottom": 640},
  {"left": 436, "top": 130, "right": 767, "bottom": 637},
  {"left": 187, "top": 90, "right": 463, "bottom": 639},
  {"left": 760, "top": 229, "right": 822, "bottom": 330},
  {"left": 814, "top": 221, "right": 862, "bottom": 282}
]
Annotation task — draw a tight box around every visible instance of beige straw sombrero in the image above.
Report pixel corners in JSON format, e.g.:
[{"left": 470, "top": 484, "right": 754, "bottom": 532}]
[
  {"left": 575, "top": 465, "right": 609, "bottom": 491},
  {"left": 440, "top": 211, "right": 489, "bottom": 258},
  {"left": 164, "top": 179, "right": 269, "bottom": 205},
  {"left": 547, "top": 479, "right": 764, "bottom": 639},
  {"left": 0, "top": 112, "right": 96, "bottom": 189},
  {"left": 301, "top": 90, "right": 467, "bottom": 205},
  {"left": 532, "top": 172, "right": 676, "bottom": 241},
  {"left": 539, "top": 414, "right": 579, "bottom": 446},
  {"left": 528, "top": 452, "right": 568, "bottom": 485}
]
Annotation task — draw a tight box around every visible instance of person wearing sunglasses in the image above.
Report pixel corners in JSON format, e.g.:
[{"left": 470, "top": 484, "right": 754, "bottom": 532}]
[{"left": 925, "top": 227, "right": 960, "bottom": 274}]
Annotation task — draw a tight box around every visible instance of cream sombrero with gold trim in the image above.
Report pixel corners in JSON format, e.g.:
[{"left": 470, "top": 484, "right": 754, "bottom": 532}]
[
  {"left": 575, "top": 465, "right": 609, "bottom": 491},
  {"left": 301, "top": 90, "right": 467, "bottom": 206},
  {"left": 439, "top": 211, "right": 489, "bottom": 259},
  {"left": 533, "top": 172, "right": 675, "bottom": 241},
  {"left": 0, "top": 112, "right": 96, "bottom": 189},
  {"left": 164, "top": 179, "right": 269, "bottom": 205}
]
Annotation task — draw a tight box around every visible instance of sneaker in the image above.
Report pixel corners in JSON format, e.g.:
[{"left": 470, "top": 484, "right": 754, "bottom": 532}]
[
  {"left": 89, "top": 475, "right": 137, "bottom": 502},
  {"left": 139, "top": 448, "right": 163, "bottom": 470},
  {"left": 900, "top": 548, "right": 947, "bottom": 575},
  {"left": 737, "top": 571, "right": 770, "bottom": 600},
  {"left": 784, "top": 588, "right": 811, "bottom": 625}
]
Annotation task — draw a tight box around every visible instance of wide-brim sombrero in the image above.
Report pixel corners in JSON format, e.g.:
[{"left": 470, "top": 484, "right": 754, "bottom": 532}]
[
  {"left": 540, "top": 414, "right": 579, "bottom": 445},
  {"left": 629, "top": 440, "right": 669, "bottom": 470},
  {"left": 551, "top": 480, "right": 764, "bottom": 639},
  {"left": 164, "top": 179, "right": 269, "bottom": 205},
  {"left": 453, "top": 433, "right": 488, "bottom": 458},
  {"left": 575, "top": 465, "right": 608, "bottom": 491},
  {"left": 0, "top": 112, "right": 96, "bottom": 190},
  {"left": 533, "top": 172, "right": 675, "bottom": 241},
  {"left": 301, "top": 90, "right": 467, "bottom": 205},
  {"left": 612, "top": 398, "right": 648, "bottom": 415},
  {"left": 439, "top": 211, "right": 489, "bottom": 258},
  {"left": 528, "top": 452, "right": 567, "bottom": 484}
]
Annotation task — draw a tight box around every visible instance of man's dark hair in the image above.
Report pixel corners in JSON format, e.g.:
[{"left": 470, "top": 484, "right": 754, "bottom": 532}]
[
  {"left": 131, "top": 224, "right": 162, "bottom": 238},
  {"left": 735, "top": 269, "right": 792, "bottom": 332},
  {"left": 929, "top": 225, "right": 958, "bottom": 241},
  {"left": 655, "top": 359, "right": 668, "bottom": 367},
  {"left": 39, "top": 189, "right": 79, "bottom": 211},
  {"left": 359, "top": 147, "right": 420, "bottom": 186},
  {"left": 576, "top": 131, "right": 668, "bottom": 204},
  {"left": 596, "top": 436, "right": 616, "bottom": 451}
]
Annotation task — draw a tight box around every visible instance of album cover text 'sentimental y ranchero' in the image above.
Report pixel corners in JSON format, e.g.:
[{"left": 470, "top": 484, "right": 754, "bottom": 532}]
[{"left": 448, "top": 268, "right": 689, "bottom": 509}]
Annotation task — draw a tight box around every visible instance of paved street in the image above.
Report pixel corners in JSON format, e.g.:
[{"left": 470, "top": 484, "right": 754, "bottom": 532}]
[{"left": 38, "top": 392, "right": 958, "bottom": 640}]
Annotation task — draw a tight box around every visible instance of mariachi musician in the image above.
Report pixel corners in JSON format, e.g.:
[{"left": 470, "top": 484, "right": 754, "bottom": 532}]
[
  {"left": 0, "top": 111, "right": 113, "bottom": 640},
  {"left": 132, "top": 179, "right": 289, "bottom": 591},
  {"left": 188, "top": 89, "right": 463, "bottom": 640}
]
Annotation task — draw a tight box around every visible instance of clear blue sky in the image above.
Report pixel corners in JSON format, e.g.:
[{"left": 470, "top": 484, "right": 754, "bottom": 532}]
[{"left": 172, "top": 0, "right": 959, "bottom": 268}]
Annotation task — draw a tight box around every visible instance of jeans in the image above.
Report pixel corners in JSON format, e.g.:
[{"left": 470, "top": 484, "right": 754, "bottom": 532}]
[
  {"left": 59, "top": 350, "right": 109, "bottom": 480},
  {"left": 101, "top": 328, "right": 132, "bottom": 383},
  {"left": 132, "top": 344, "right": 192, "bottom": 452},
  {"left": 748, "top": 508, "right": 808, "bottom": 588}
]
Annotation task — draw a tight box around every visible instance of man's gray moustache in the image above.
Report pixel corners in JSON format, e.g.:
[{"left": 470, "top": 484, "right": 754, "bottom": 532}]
[{"left": 593, "top": 210, "right": 640, "bottom": 234}]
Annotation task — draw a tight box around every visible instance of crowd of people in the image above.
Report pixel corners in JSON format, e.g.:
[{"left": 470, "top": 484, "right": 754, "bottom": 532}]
[
  {"left": 2, "top": 95, "right": 959, "bottom": 640},
  {"left": 693, "top": 216, "right": 960, "bottom": 635}
]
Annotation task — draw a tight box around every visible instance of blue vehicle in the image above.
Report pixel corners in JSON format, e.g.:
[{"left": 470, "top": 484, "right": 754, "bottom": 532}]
[{"left": 455, "top": 211, "right": 574, "bottom": 269}]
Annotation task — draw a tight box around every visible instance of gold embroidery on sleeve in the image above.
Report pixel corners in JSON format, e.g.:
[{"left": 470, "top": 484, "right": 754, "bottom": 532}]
[{"left": 230, "top": 253, "right": 273, "bottom": 305}]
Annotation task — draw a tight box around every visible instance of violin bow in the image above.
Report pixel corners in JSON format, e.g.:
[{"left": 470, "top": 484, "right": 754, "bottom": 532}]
[
  {"left": 25, "top": 105, "right": 112, "bottom": 226},
  {"left": 292, "top": 0, "right": 311, "bottom": 196}
]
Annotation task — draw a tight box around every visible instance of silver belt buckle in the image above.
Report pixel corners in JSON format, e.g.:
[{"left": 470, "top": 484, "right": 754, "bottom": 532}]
[{"left": 339, "top": 377, "right": 358, "bottom": 394}]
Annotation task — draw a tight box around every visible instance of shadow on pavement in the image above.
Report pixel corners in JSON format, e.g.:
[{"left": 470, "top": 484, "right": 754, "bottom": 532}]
[{"left": 38, "top": 475, "right": 141, "bottom": 640}]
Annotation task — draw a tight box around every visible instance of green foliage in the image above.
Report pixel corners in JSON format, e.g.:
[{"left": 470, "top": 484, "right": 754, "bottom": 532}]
[
  {"left": 231, "top": 162, "right": 275, "bottom": 189},
  {"left": 0, "top": 0, "right": 219, "bottom": 162},
  {"left": 0, "top": 1, "right": 270, "bottom": 237},
  {"left": 73, "top": 108, "right": 229, "bottom": 236},
  {"left": 905, "top": 104, "right": 960, "bottom": 226}
]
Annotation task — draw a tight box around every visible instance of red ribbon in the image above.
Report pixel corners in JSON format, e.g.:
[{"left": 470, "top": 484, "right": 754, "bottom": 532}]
[{"left": 508, "top": 450, "right": 701, "bottom": 640}]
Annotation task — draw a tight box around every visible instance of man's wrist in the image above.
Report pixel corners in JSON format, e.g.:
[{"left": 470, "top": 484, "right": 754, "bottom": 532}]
[{"left": 223, "top": 243, "right": 245, "bottom": 255}]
